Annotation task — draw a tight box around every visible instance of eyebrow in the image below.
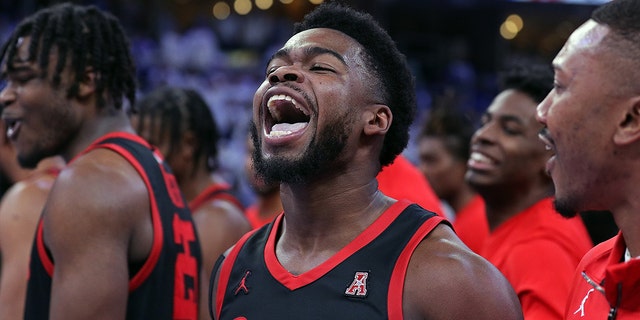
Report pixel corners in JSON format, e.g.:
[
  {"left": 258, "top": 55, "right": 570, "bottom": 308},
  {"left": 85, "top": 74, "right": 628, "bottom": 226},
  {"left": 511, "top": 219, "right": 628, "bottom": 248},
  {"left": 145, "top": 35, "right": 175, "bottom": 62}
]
[
  {"left": 551, "top": 62, "right": 563, "bottom": 74},
  {"left": 5, "top": 63, "right": 34, "bottom": 74},
  {"left": 269, "top": 46, "right": 347, "bottom": 66},
  {"left": 483, "top": 112, "right": 525, "bottom": 125}
]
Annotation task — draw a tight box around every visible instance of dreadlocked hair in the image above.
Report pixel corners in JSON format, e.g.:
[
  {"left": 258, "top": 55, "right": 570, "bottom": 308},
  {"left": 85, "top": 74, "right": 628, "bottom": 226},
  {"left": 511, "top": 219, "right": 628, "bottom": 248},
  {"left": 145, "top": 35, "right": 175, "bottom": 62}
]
[
  {"left": 135, "top": 87, "right": 220, "bottom": 173},
  {"left": 293, "top": 1, "right": 416, "bottom": 167},
  {"left": 0, "top": 2, "right": 136, "bottom": 109}
]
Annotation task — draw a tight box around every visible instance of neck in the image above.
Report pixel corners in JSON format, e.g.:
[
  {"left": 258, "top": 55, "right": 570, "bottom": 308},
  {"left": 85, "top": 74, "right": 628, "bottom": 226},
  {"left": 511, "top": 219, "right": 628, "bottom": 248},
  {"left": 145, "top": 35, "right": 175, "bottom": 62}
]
[
  {"left": 613, "top": 206, "right": 640, "bottom": 257},
  {"left": 257, "top": 189, "right": 283, "bottom": 218},
  {"left": 278, "top": 177, "right": 393, "bottom": 248},
  {"left": 446, "top": 185, "right": 477, "bottom": 213},
  {"left": 180, "top": 167, "right": 220, "bottom": 202},
  {"left": 481, "top": 184, "right": 552, "bottom": 231},
  {"left": 64, "top": 111, "right": 134, "bottom": 162},
  {"left": 276, "top": 178, "right": 394, "bottom": 275}
]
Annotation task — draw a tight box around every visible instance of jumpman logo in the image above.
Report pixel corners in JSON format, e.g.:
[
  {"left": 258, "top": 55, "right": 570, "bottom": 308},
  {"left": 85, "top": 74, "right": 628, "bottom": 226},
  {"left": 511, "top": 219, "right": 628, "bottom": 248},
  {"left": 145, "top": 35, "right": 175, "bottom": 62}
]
[
  {"left": 234, "top": 271, "right": 251, "bottom": 295},
  {"left": 574, "top": 288, "right": 595, "bottom": 317}
]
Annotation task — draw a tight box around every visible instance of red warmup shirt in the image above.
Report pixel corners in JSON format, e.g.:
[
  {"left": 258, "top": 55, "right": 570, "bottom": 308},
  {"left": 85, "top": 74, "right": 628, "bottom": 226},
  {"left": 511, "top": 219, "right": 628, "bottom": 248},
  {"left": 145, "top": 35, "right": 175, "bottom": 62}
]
[
  {"left": 452, "top": 195, "right": 488, "bottom": 254},
  {"left": 479, "top": 197, "right": 593, "bottom": 320},
  {"left": 565, "top": 232, "right": 640, "bottom": 320},
  {"left": 377, "top": 155, "right": 443, "bottom": 217}
]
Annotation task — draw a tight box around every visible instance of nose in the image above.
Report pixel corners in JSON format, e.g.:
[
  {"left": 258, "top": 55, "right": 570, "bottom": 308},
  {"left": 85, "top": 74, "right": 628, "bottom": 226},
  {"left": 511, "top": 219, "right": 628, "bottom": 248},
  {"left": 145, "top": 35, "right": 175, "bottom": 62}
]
[
  {"left": 471, "top": 121, "right": 496, "bottom": 146},
  {"left": 536, "top": 95, "right": 550, "bottom": 125},
  {"left": 268, "top": 66, "right": 304, "bottom": 84},
  {"left": 0, "top": 82, "right": 15, "bottom": 109}
]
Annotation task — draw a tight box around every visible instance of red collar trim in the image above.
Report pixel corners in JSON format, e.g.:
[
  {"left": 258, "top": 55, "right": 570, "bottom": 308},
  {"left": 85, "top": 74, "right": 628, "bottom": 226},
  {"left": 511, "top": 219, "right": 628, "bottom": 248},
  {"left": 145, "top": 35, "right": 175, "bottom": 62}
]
[{"left": 264, "top": 199, "right": 411, "bottom": 290}]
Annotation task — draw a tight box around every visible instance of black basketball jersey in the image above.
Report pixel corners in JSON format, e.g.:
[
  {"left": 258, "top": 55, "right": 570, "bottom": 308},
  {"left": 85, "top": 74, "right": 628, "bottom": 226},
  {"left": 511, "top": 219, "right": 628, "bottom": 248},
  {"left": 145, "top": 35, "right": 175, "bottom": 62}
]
[
  {"left": 25, "top": 132, "right": 202, "bottom": 320},
  {"left": 211, "top": 200, "right": 446, "bottom": 320}
]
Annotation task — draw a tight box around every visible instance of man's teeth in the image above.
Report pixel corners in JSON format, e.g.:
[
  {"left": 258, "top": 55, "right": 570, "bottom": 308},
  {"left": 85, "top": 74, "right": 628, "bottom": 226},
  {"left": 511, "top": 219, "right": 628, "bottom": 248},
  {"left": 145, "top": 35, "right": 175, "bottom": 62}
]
[
  {"left": 470, "top": 152, "right": 492, "bottom": 163},
  {"left": 6, "top": 120, "right": 19, "bottom": 139},
  {"left": 268, "top": 94, "right": 297, "bottom": 107},
  {"left": 266, "top": 94, "right": 309, "bottom": 118},
  {"left": 266, "top": 122, "right": 308, "bottom": 138},
  {"left": 268, "top": 130, "right": 292, "bottom": 137}
]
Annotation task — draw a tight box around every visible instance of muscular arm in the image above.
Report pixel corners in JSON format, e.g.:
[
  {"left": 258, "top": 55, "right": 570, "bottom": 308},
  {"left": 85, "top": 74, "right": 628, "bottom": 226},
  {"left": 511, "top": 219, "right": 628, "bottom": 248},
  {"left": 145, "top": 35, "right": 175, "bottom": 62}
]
[
  {"left": 43, "top": 150, "right": 151, "bottom": 319},
  {"left": 194, "top": 201, "right": 250, "bottom": 320},
  {"left": 404, "top": 224, "right": 523, "bottom": 320},
  {"left": 0, "top": 179, "right": 50, "bottom": 319}
]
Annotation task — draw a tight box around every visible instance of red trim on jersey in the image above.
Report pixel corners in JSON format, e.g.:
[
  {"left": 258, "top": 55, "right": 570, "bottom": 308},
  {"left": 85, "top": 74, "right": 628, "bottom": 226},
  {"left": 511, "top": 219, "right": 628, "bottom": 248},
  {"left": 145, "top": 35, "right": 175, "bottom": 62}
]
[
  {"left": 387, "top": 215, "right": 445, "bottom": 319},
  {"left": 76, "top": 132, "right": 164, "bottom": 292},
  {"left": 215, "top": 229, "right": 259, "bottom": 320},
  {"left": 35, "top": 220, "right": 54, "bottom": 276},
  {"left": 35, "top": 132, "right": 157, "bottom": 280},
  {"left": 95, "top": 142, "right": 165, "bottom": 291},
  {"left": 188, "top": 184, "right": 244, "bottom": 213},
  {"left": 68, "top": 132, "right": 153, "bottom": 164},
  {"left": 265, "top": 200, "right": 411, "bottom": 290}
]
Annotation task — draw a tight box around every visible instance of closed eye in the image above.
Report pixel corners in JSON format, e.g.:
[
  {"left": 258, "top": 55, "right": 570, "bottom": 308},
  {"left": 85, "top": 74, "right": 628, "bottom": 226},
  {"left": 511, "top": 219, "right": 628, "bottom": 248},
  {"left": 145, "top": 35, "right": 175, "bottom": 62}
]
[{"left": 310, "top": 64, "right": 335, "bottom": 73}]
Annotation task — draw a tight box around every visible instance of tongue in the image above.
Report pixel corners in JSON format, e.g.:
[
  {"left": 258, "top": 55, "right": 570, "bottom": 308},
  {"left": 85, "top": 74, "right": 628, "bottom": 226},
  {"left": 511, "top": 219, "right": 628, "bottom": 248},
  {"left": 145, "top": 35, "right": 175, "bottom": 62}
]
[{"left": 271, "top": 122, "right": 307, "bottom": 133}]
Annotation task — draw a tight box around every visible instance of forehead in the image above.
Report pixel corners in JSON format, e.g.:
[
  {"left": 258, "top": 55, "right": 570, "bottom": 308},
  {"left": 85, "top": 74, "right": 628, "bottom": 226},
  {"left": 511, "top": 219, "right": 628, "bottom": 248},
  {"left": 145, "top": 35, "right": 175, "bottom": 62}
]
[
  {"left": 488, "top": 89, "right": 538, "bottom": 123},
  {"left": 1, "top": 36, "right": 30, "bottom": 72},
  {"left": 280, "top": 28, "right": 364, "bottom": 60},
  {"left": 10, "top": 36, "right": 33, "bottom": 64},
  {"left": 562, "top": 20, "right": 608, "bottom": 53},
  {"left": 554, "top": 20, "right": 609, "bottom": 73}
]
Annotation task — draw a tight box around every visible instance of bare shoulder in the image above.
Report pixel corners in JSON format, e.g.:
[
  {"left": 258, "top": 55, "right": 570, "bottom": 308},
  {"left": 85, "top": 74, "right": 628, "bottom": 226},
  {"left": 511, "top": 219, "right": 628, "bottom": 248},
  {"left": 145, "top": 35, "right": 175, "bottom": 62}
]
[
  {"left": 43, "top": 149, "right": 148, "bottom": 248},
  {"left": 403, "top": 224, "right": 523, "bottom": 320},
  {"left": 194, "top": 199, "right": 250, "bottom": 233},
  {"left": 0, "top": 174, "right": 53, "bottom": 249},
  {"left": 193, "top": 199, "right": 251, "bottom": 266}
]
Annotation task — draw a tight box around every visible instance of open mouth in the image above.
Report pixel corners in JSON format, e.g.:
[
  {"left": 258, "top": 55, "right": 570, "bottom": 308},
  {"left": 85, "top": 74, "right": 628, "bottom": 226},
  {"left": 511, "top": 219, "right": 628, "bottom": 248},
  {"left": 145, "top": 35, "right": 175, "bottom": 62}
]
[
  {"left": 467, "top": 149, "right": 498, "bottom": 172},
  {"left": 538, "top": 128, "right": 555, "bottom": 153},
  {"left": 265, "top": 94, "right": 310, "bottom": 138},
  {"left": 4, "top": 119, "right": 21, "bottom": 140}
]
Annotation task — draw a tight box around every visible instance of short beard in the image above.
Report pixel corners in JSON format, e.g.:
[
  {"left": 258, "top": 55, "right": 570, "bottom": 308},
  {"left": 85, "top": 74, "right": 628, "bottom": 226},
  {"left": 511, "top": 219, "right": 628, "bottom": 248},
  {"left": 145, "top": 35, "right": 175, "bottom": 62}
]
[
  {"left": 17, "top": 146, "right": 55, "bottom": 169},
  {"left": 554, "top": 197, "right": 579, "bottom": 218},
  {"left": 250, "top": 116, "right": 351, "bottom": 185}
]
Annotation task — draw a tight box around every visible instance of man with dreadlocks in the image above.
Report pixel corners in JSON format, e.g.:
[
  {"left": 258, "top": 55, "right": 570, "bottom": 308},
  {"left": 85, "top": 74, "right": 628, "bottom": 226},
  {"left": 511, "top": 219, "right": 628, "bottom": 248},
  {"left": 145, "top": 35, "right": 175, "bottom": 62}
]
[
  {"left": 0, "top": 3, "right": 201, "bottom": 319},
  {"left": 132, "top": 86, "right": 251, "bottom": 320},
  {"left": 210, "top": 2, "right": 522, "bottom": 319}
]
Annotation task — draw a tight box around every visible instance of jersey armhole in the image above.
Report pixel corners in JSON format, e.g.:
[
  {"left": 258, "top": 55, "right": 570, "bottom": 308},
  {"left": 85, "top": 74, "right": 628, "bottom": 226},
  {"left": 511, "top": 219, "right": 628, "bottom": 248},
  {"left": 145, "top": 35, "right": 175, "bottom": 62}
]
[
  {"left": 213, "top": 229, "right": 257, "bottom": 319},
  {"left": 387, "top": 216, "right": 446, "bottom": 319}
]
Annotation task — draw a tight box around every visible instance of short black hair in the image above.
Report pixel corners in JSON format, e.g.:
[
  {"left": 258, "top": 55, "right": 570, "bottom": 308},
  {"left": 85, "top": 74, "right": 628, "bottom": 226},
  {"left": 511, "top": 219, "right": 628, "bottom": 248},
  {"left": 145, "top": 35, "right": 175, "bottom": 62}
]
[
  {"left": 591, "top": 0, "right": 640, "bottom": 83},
  {"left": 592, "top": 0, "right": 640, "bottom": 40},
  {"left": 420, "top": 93, "right": 475, "bottom": 162},
  {"left": 499, "top": 62, "right": 553, "bottom": 104},
  {"left": 135, "top": 87, "right": 220, "bottom": 173},
  {"left": 293, "top": 2, "right": 416, "bottom": 167},
  {"left": 0, "top": 2, "right": 136, "bottom": 109}
]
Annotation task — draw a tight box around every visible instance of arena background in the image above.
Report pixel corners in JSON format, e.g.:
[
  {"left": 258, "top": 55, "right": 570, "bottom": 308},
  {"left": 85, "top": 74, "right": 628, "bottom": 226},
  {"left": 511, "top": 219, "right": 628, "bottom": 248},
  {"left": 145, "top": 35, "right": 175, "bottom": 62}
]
[{"left": 0, "top": 0, "right": 606, "bottom": 204}]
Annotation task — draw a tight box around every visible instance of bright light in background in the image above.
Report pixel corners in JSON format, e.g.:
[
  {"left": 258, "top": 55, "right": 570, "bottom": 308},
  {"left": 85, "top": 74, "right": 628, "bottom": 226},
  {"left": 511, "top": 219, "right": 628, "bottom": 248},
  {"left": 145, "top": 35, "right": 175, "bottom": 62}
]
[
  {"left": 500, "top": 13, "right": 523, "bottom": 40},
  {"left": 256, "top": 0, "right": 273, "bottom": 10},
  {"left": 212, "top": 1, "right": 231, "bottom": 20},
  {"left": 507, "top": 14, "right": 523, "bottom": 31},
  {"left": 280, "top": 0, "right": 294, "bottom": 4},
  {"left": 234, "top": 0, "right": 252, "bottom": 15},
  {"left": 309, "top": 0, "right": 324, "bottom": 4}
]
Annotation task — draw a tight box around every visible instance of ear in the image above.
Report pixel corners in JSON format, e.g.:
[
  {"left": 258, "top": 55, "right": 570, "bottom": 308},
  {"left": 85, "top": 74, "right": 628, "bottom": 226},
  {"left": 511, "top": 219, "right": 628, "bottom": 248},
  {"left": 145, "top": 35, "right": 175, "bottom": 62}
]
[
  {"left": 363, "top": 104, "right": 392, "bottom": 136},
  {"left": 613, "top": 96, "right": 640, "bottom": 145},
  {"left": 76, "top": 67, "right": 96, "bottom": 99}
]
